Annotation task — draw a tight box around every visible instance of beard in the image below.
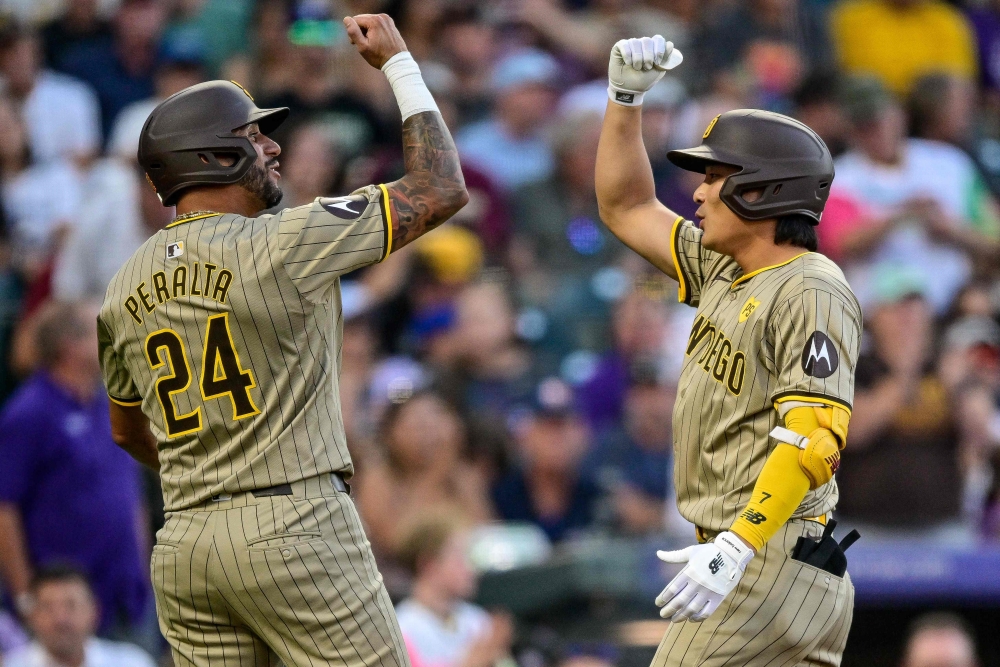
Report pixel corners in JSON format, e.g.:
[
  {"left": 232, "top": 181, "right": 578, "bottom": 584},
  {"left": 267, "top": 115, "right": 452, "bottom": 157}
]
[{"left": 239, "top": 160, "right": 283, "bottom": 209}]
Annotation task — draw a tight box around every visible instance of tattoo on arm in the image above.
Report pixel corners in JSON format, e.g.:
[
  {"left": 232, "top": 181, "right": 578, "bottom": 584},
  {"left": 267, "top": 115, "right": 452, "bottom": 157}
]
[{"left": 386, "top": 111, "right": 468, "bottom": 252}]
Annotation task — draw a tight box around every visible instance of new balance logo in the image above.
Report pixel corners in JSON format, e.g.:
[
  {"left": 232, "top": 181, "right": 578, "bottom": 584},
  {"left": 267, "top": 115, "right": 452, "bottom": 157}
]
[
  {"left": 741, "top": 509, "right": 767, "bottom": 525},
  {"left": 615, "top": 91, "right": 635, "bottom": 103},
  {"left": 826, "top": 451, "right": 841, "bottom": 474},
  {"left": 708, "top": 554, "right": 724, "bottom": 575}
]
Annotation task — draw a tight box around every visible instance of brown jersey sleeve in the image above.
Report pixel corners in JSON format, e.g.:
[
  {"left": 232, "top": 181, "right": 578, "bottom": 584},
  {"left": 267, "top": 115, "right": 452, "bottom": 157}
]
[
  {"left": 669, "top": 217, "right": 725, "bottom": 307},
  {"left": 768, "top": 287, "right": 862, "bottom": 414},
  {"left": 278, "top": 184, "right": 390, "bottom": 303},
  {"left": 97, "top": 314, "right": 141, "bottom": 406}
]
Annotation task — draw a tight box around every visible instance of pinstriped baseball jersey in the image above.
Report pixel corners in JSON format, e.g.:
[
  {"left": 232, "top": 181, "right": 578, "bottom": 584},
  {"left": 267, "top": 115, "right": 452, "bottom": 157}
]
[
  {"left": 668, "top": 217, "right": 862, "bottom": 532},
  {"left": 98, "top": 184, "right": 391, "bottom": 511}
]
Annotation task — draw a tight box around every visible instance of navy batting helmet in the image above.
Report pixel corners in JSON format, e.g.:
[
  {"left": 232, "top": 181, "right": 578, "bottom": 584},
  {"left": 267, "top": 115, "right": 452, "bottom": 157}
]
[
  {"left": 138, "top": 80, "right": 289, "bottom": 206},
  {"left": 667, "top": 109, "right": 834, "bottom": 223}
]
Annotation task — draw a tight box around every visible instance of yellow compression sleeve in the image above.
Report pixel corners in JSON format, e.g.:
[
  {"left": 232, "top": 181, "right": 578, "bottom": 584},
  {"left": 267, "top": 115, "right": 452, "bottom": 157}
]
[
  {"left": 784, "top": 405, "right": 822, "bottom": 438},
  {"left": 730, "top": 406, "right": 829, "bottom": 551},
  {"left": 729, "top": 443, "right": 810, "bottom": 551}
]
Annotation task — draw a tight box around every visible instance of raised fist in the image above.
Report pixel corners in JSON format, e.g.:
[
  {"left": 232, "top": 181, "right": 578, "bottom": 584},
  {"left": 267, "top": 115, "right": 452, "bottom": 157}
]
[
  {"left": 344, "top": 14, "right": 407, "bottom": 70},
  {"left": 608, "top": 35, "right": 683, "bottom": 106}
]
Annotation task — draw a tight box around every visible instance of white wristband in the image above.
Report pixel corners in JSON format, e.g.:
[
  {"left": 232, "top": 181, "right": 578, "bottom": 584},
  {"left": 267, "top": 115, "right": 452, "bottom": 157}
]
[
  {"left": 382, "top": 51, "right": 439, "bottom": 121},
  {"left": 608, "top": 87, "right": 644, "bottom": 107}
]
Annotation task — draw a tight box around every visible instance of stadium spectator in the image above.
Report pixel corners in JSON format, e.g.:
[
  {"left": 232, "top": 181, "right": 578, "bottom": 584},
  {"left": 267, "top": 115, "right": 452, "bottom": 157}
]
[
  {"left": 576, "top": 284, "right": 677, "bottom": 431},
  {"left": 832, "top": 76, "right": 1000, "bottom": 313},
  {"left": 792, "top": 71, "right": 850, "bottom": 158},
  {"left": 434, "top": 7, "right": 496, "bottom": 125},
  {"left": 355, "top": 390, "right": 493, "bottom": 560},
  {"left": 938, "top": 315, "right": 1000, "bottom": 533},
  {"left": 51, "top": 144, "right": 173, "bottom": 301},
  {"left": 162, "top": 0, "right": 254, "bottom": 75},
  {"left": 0, "top": 302, "right": 151, "bottom": 643},
  {"left": 0, "top": 95, "right": 82, "bottom": 285},
  {"left": 40, "top": 0, "right": 113, "bottom": 72},
  {"left": 910, "top": 71, "right": 1000, "bottom": 214},
  {"left": 831, "top": 0, "right": 977, "bottom": 97},
  {"left": 493, "top": 378, "right": 598, "bottom": 542},
  {"left": 395, "top": 510, "right": 513, "bottom": 667},
  {"left": 256, "top": 28, "right": 392, "bottom": 159},
  {"left": 901, "top": 612, "right": 980, "bottom": 667},
  {"left": 694, "top": 0, "right": 833, "bottom": 91},
  {"left": 836, "top": 266, "right": 967, "bottom": 540},
  {"left": 58, "top": 0, "right": 167, "bottom": 138},
  {"left": 2, "top": 565, "right": 155, "bottom": 667},
  {"left": 273, "top": 121, "right": 343, "bottom": 208},
  {"left": 442, "top": 280, "right": 533, "bottom": 419},
  {"left": 513, "top": 0, "right": 688, "bottom": 75},
  {"left": 457, "top": 48, "right": 559, "bottom": 190},
  {"left": 587, "top": 363, "right": 676, "bottom": 535},
  {"left": 0, "top": 24, "right": 101, "bottom": 167},
  {"left": 219, "top": 0, "right": 294, "bottom": 100},
  {"left": 509, "top": 111, "right": 627, "bottom": 365}
]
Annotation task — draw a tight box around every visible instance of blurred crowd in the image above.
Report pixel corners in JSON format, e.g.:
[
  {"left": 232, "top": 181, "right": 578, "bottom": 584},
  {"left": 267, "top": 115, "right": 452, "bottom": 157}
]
[{"left": 0, "top": 0, "right": 997, "bottom": 664}]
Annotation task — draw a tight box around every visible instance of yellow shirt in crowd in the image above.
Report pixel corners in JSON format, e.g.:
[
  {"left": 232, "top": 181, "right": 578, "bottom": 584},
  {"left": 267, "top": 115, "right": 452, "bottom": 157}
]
[{"left": 832, "top": 0, "right": 978, "bottom": 96}]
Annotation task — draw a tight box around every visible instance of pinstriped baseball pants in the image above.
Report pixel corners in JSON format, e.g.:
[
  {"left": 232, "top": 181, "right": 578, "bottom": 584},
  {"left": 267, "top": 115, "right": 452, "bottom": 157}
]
[
  {"left": 150, "top": 475, "right": 409, "bottom": 667},
  {"left": 651, "top": 519, "right": 854, "bottom": 667}
]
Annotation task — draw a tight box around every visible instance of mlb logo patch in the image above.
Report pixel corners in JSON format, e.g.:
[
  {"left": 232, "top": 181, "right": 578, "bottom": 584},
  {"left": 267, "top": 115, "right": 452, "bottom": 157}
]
[{"left": 166, "top": 242, "right": 184, "bottom": 259}]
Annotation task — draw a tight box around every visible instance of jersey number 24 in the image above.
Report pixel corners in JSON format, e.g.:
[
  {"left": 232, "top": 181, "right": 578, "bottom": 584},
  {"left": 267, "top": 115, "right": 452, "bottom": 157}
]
[{"left": 145, "top": 313, "right": 260, "bottom": 437}]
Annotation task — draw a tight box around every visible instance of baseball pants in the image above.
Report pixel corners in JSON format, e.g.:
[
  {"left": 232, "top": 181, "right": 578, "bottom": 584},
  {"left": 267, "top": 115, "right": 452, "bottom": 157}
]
[
  {"left": 150, "top": 474, "right": 409, "bottom": 667},
  {"left": 650, "top": 518, "right": 854, "bottom": 667}
]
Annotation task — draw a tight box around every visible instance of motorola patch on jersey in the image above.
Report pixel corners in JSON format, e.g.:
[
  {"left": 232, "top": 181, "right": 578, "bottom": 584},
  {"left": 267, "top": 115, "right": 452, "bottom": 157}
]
[
  {"left": 166, "top": 242, "right": 184, "bottom": 259},
  {"left": 319, "top": 195, "right": 367, "bottom": 219},
  {"left": 801, "top": 331, "right": 838, "bottom": 378}
]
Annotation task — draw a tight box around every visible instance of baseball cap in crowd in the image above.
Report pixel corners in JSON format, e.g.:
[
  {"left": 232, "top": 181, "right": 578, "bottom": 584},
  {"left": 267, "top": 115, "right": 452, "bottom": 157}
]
[
  {"left": 368, "top": 356, "right": 430, "bottom": 409},
  {"left": 531, "top": 376, "right": 577, "bottom": 419},
  {"left": 491, "top": 48, "right": 560, "bottom": 93},
  {"left": 855, "top": 262, "right": 929, "bottom": 311},
  {"left": 414, "top": 224, "right": 484, "bottom": 285},
  {"left": 839, "top": 75, "right": 896, "bottom": 127},
  {"left": 943, "top": 316, "right": 1000, "bottom": 352}
]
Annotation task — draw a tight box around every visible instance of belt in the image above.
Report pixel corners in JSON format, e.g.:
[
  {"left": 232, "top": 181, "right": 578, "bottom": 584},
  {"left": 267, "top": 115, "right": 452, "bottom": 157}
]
[
  {"left": 695, "top": 513, "right": 828, "bottom": 544},
  {"left": 211, "top": 472, "right": 349, "bottom": 502}
]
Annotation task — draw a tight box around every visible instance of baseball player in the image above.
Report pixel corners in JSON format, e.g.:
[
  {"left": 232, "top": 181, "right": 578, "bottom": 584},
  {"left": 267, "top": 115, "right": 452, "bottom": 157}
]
[
  {"left": 595, "top": 37, "right": 862, "bottom": 665},
  {"left": 97, "top": 14, "right": 467, "bottom": 667}
]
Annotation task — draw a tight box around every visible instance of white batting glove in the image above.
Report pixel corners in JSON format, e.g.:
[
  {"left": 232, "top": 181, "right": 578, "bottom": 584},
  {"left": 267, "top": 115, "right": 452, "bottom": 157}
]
[
  {"left": 655, "top": 531, "right": 754, "bottom": 622},
  {"left": 608, "top": 35, "right": 683, "bottom": 107}
]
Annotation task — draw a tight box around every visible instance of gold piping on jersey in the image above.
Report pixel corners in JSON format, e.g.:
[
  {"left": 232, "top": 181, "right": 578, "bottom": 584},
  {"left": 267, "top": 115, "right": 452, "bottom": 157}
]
[
  {"left": 166, "top": 212, "right": 219, "bottom": 229},
  {"left": 669, "top": 216, "right": 689, "bottom": 304},
  {"left": 108, "top": 394, "right": 142, "bottom": 407},
  {"left": 730, "top": 252, "right": 811, "bottom": 289},
  {"left": 378, "top": 183, "right": 393, "bottom": 261},
  {"left": 773, "top": 391, "right": 852, "bottom": 415}
]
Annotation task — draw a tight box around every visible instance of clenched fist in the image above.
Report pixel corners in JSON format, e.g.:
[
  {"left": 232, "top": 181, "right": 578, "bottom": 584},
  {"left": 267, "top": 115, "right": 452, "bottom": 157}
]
[
  {"left": 607, "top": 35, "right": 683, "bottom": 107},
  {"left": 344, "top": 14, "right": 407, "bottom": 69}
]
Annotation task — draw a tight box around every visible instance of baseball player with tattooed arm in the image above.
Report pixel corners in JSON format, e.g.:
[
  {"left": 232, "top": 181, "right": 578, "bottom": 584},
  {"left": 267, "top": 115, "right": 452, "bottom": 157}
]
[
  {"left": 595, "top": 37, "right": 862, "bottom": 666},
  {"left": 97, "top": 13, "right": 466, "bottom": 667}
]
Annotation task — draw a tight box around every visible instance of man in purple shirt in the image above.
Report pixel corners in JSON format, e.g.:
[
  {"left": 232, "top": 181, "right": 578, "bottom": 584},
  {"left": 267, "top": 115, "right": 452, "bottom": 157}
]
[{"left": 0, "top": 302, "right": 150, "bottom": 641}]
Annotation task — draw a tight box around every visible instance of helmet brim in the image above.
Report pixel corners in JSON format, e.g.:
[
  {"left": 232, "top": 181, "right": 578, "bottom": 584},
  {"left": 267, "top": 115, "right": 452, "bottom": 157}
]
[
  {"left": 247, "top": 107, "right": 289, "bottom": 136},
  {"left": 667, "top": 146, "right": 744, "bottom": 174}
]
